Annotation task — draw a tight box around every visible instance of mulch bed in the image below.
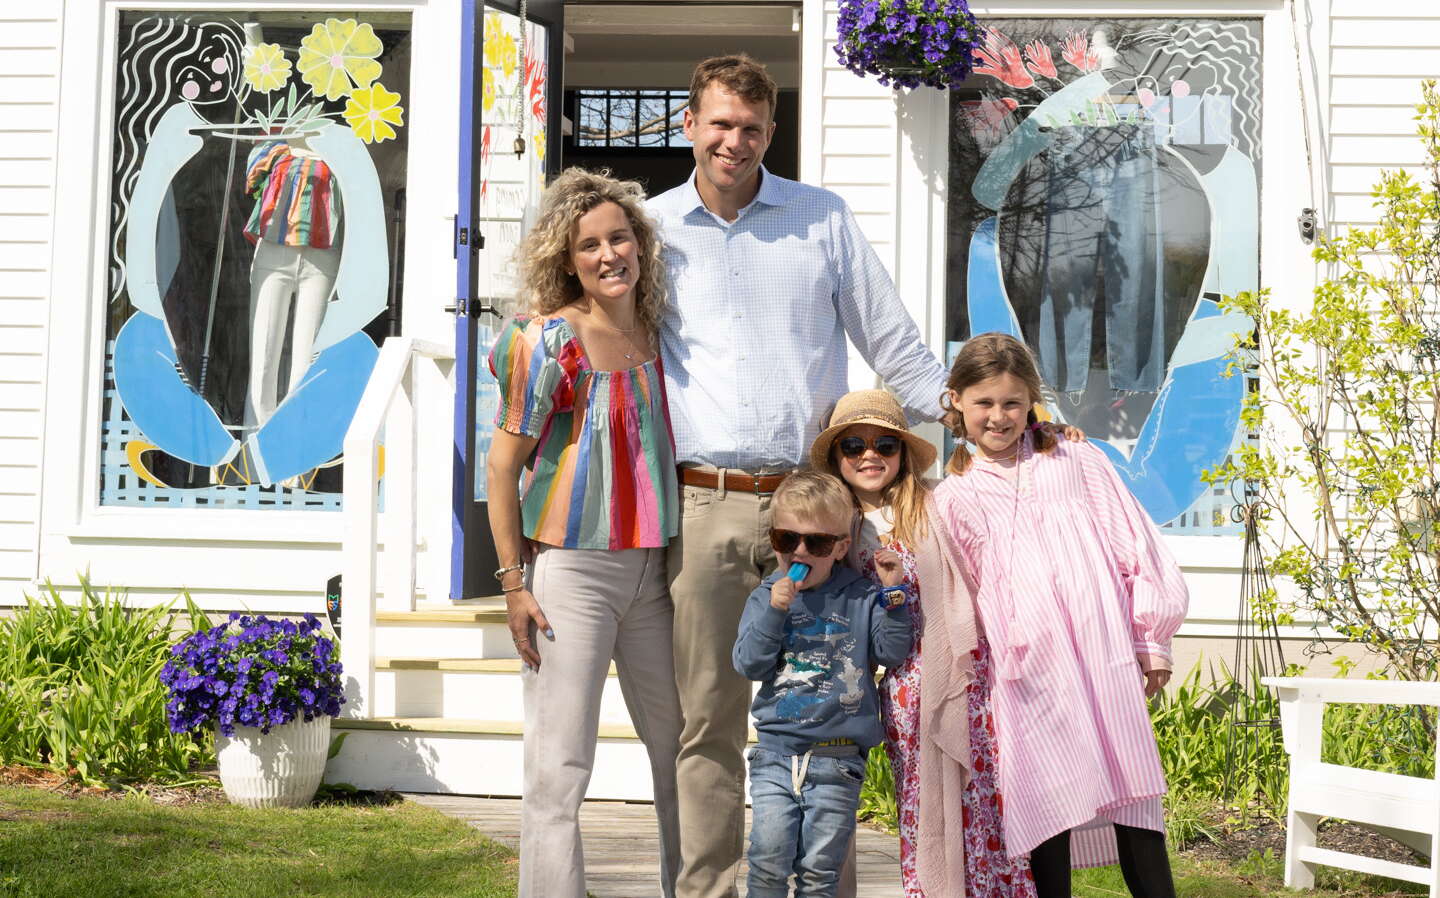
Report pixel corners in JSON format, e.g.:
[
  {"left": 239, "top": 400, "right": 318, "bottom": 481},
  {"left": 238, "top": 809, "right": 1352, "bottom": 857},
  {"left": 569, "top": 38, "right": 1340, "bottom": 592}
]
[
  {"left": 0, "top": 765, "right": 399, "bottom": 807},
  {"left": 1182, "top": 806, "right": 1424, "bottom": 868}
]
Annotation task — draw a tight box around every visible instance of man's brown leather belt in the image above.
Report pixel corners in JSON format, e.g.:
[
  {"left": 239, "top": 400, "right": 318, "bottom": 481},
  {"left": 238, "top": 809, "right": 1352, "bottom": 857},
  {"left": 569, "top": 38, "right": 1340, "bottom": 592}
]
[{"left": 678, "top": 467, "right": 791, "bottom": 494}]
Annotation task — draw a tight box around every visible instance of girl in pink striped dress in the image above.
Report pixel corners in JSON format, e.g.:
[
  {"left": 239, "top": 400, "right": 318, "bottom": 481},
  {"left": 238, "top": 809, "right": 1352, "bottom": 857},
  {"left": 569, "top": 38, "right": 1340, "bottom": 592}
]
[{"left": 932, "top": 333, "right": 1189, "bottom": 898}]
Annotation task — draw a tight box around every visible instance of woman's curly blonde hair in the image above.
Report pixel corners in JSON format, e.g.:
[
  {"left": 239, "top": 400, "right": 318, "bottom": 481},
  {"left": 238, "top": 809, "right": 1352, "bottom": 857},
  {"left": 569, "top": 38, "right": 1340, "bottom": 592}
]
[{"left": 514, "top": 167, "right": 667, "bottom": 335}]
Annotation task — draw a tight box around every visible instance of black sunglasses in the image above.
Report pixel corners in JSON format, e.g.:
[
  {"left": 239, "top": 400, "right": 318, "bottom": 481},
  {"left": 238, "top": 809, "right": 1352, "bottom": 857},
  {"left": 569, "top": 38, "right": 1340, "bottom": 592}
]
[
  {"left": 769, "top": 528, "right": 845, "bottom": 556},
  {"left": 836, "top": 434, "right": 903, "bottom": 459}
]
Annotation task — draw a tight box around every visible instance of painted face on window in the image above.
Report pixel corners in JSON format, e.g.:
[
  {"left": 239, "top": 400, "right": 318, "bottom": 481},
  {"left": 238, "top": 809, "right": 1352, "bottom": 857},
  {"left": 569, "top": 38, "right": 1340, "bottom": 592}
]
[{"left": 176, "top": 35, "right": 241, "bottom": 107}]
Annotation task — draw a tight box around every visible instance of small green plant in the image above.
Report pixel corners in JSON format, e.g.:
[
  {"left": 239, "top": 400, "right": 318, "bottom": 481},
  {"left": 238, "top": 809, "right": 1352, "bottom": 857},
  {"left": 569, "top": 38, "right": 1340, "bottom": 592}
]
[
  {"left": 0, "top": 579, "right": 213, "bottom": 785},
  {"left": 858, "top": 744, "right": 898, "bottom": 832}
]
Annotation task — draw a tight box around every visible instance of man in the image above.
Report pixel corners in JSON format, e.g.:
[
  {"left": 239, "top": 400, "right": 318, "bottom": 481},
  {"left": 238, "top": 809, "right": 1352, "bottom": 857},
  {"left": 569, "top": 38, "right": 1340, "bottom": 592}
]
[{"left": 649, "top": 54, "right": 949, "bottom": 898}]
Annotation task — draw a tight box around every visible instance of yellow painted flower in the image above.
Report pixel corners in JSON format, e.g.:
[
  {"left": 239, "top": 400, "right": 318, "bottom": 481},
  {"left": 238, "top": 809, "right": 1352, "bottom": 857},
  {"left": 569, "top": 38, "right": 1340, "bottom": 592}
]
[
  {"left": 532, "top": 131, "right": 546, "bottom": 163},
  {"left": 482, "top": 67, "right": 497, "bottom": 112},
  {"left": 483, "top": 14, "right": 519, "bottom": 80},
  {"left": 344, "top": 81, "right": 405, "bottom": 144},
  {"left": 243, "top": 43, "right": 291, "bottom": 93},
  {"left": 297, "top": 18, "right": 384, "bottom": 101}
]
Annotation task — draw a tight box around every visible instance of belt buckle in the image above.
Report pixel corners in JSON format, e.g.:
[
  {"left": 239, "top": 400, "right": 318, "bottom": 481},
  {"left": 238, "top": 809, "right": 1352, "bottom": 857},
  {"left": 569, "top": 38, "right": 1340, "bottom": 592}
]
[{"left": 753, "top": 472, "right": 764, "bottom": 494}]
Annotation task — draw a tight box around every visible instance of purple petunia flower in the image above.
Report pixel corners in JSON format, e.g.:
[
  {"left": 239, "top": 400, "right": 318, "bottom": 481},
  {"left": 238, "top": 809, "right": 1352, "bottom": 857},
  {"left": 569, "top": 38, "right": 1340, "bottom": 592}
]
[{"left": 160, "top": 613, "right": 345, "bottom": 736}]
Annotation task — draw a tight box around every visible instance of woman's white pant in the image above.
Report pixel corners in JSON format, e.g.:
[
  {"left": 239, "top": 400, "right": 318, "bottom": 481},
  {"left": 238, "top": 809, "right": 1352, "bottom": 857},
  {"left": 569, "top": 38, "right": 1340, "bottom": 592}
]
[
  {"left": 247, "top": 241, "right": 339, "bottom": 429},
  {"left": 520, "top": 545, "right": 684, "bottom": 898}
]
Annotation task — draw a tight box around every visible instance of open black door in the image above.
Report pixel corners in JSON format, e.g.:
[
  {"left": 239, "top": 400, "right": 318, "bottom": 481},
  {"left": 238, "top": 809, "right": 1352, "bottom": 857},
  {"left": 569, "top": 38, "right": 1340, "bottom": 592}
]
[{"left": 452, "top": 0, "right": 565, "bottom": 599}]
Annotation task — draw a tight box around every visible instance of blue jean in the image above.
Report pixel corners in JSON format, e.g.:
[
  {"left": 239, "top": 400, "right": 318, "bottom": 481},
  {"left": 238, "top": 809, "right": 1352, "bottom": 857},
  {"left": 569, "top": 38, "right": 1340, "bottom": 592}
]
[
  {"left": 1037, "top": 123, "right": 1167, "bottom": 395},
  {"left": 746, "top": 746, "right": 865, "bottom": 898}
]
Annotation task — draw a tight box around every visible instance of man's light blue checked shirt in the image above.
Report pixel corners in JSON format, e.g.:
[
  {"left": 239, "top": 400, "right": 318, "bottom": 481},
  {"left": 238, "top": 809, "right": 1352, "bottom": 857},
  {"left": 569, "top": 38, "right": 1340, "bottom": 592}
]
[{"left": 649, "top": 168, "right": 947, "bottom": 470}]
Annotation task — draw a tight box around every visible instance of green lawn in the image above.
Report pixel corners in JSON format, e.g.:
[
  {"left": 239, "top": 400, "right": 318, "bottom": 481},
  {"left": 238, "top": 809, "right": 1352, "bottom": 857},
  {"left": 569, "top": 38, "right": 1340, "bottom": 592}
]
[
  {"left": 0, "top": 785, "right": 517, "bottom": 897},
  {"left": 1073, "top": 851, "right": 1424, "bottom": 898}
]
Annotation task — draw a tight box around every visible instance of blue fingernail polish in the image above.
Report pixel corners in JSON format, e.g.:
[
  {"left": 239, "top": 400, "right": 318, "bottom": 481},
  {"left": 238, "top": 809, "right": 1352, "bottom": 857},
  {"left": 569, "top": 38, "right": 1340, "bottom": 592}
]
[{"left": 545, "top": 628, "right": 555, "bottom": 640}]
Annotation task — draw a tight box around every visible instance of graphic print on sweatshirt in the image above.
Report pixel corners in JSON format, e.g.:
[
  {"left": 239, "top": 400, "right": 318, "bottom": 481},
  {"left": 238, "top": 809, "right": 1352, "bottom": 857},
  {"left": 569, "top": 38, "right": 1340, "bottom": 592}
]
[{"left": 771, "top": 609, "right": 863, "bottom": 723}]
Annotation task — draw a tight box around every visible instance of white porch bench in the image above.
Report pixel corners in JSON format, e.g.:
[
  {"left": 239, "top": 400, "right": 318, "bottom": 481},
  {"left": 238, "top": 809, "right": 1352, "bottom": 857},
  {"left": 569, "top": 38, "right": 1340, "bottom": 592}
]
[{"left": 1263, "top": 676, "right": 1440, "bottom": 894}]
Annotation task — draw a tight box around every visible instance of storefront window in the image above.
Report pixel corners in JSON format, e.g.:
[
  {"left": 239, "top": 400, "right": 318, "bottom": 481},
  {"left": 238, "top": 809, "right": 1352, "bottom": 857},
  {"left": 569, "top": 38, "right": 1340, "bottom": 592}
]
[
  {"left": 474, "top": 7, "right": 550, "bottom": 501},
  {"left": 101, "top": 11, "right": 411, "bottom": 509},
  {"left": 946, "top": 18, "right": 1260, "bottom": 534}
]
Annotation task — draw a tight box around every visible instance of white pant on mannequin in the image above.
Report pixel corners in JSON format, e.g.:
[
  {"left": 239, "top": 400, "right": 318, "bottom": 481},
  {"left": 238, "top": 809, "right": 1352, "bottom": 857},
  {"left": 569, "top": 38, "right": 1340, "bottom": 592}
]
[{"left": 247, "top": 240, "right": 340, "bottom": 430}]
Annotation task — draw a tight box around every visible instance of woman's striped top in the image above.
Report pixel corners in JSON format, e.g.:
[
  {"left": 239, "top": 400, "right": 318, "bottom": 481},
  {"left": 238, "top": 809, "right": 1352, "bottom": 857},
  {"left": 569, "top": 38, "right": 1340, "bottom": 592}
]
[
  {"left": 243, "top": 141, "right": 340, "bottom": 249},
  {"left": 489, "top": 314, "right": 679, "bottom": 550}
]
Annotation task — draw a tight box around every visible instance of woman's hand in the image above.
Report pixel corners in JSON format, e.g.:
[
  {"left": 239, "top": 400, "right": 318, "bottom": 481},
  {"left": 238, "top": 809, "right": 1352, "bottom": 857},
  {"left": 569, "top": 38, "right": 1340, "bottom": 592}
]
[
  {"left": 506, "top": 587, "right": 552, "bottom": 671},
  {"left": 874, "top": 547, "right": 904, "bottom": 588}
]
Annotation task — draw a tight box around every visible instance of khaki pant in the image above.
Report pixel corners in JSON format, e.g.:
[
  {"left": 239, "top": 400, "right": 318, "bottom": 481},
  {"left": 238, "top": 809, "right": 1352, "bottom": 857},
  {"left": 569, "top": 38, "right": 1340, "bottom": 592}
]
[{"left": 520, "top": 546, "right": 683, "bottom": 898}]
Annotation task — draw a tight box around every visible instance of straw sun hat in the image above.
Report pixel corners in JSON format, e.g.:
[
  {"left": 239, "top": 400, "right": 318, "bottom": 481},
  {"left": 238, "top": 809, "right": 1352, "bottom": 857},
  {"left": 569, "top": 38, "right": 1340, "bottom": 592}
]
[{"left": 809, "top": 389, "right": 938, "bottom": 473}]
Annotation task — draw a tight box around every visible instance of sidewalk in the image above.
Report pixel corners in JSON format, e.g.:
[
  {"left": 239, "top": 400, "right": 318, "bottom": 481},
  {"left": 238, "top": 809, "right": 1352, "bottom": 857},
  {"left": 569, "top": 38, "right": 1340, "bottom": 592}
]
[{"left": 405, "top": 794, "right": 905, "bottom": 897}]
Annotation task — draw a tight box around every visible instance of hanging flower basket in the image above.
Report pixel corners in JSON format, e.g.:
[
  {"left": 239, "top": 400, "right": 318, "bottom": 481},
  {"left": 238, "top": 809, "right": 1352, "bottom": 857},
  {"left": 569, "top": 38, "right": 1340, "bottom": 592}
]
[{"left": 834, "top": 0, "right": 981, "bottom": 91}]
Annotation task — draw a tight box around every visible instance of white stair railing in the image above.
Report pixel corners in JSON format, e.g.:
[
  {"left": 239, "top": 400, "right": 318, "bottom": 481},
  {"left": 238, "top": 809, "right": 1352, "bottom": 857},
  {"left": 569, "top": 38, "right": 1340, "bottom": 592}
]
[{"left": 340, "top": 336, "right": 455, "bottom": 719}]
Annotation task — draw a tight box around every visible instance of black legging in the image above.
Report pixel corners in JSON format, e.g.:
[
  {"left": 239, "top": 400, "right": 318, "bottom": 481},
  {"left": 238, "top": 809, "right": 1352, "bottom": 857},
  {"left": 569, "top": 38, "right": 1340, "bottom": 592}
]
[{"left": 1028, "top": 823, "right": 1177, "bottom": 898}]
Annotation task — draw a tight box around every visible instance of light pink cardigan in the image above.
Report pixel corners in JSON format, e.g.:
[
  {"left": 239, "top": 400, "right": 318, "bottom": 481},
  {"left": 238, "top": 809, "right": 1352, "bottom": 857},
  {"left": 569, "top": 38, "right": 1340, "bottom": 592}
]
[{"left": 913, "top": 496, "right": 980, "bottom": 898}]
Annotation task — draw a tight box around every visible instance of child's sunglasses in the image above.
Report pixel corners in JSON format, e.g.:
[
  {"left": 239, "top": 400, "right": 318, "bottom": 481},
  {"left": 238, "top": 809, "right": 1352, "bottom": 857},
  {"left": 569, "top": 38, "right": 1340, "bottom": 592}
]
[
  {"left": 769, "top": 528, "right": 845, "bottom": 556},
  {"left": 836, "top": 434, "right": 903, "bottom": 459}
]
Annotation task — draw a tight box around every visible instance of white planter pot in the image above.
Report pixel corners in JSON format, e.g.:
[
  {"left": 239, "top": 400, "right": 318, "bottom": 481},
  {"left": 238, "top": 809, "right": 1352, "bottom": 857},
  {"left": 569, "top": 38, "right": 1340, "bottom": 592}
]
[{"left": 215, "top": 716, "right": 331, "bottom": 808}]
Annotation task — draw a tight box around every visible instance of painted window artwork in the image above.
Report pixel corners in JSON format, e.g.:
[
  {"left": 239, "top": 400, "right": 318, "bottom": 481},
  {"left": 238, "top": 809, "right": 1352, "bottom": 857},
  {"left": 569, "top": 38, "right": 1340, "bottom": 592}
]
[
  {"left": 946, "top": 18, "right": 1260, "bottom": 534},
  {"left": 102, "top": 11, "right": 411, "bottom": 509},
  {"left": 474, "top": 7, "right": 550, "bottom": 502}
]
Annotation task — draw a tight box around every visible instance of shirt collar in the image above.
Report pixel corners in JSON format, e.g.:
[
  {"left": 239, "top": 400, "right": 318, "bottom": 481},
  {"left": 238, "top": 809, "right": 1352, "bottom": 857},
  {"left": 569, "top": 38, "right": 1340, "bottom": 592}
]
[{"left": 679, "top": 165, "right": 790, "bottom": 221}]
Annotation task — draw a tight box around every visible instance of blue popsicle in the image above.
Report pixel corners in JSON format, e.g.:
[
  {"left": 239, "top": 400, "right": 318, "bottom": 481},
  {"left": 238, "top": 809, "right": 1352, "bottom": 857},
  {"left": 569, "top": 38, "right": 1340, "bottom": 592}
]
[{"left": 787, "top": 562, "right": 810, "bottom": 582}]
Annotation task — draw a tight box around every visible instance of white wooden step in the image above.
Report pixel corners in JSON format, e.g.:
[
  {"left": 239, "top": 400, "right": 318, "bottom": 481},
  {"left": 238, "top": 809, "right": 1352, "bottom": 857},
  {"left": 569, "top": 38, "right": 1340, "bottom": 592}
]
[
  {"left": 327, "top": 717, "right": 658, "bottom": 799},
  {"left": 372, "top": 657, "right": 634, "bottom": 724},
  {"left": 373, "top": 605, "right": 516, "bottom": 659}
]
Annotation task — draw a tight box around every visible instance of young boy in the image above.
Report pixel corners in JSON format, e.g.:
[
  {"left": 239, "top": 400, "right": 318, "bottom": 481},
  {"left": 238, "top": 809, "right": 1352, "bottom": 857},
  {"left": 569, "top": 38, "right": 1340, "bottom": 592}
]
[{"left": 732, "top": 470, "right": 912, "bottom": 898}]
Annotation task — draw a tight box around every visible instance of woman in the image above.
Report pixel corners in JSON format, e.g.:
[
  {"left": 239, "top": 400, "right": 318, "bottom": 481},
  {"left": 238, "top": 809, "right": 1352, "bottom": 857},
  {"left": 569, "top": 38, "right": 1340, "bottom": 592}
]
[{"left": 486, "top": 168, "right": 682, "bottom": 898}]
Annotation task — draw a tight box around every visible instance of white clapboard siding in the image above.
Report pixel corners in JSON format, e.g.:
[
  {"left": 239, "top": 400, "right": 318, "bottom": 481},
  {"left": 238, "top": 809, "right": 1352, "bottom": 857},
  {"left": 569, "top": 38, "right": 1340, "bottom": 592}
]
[
  {"left": 0, "top": 2, "right": 59, "bottom": 598},
  {"left": 1327, "top": 5, "right": 1440, "bottom": 227}
]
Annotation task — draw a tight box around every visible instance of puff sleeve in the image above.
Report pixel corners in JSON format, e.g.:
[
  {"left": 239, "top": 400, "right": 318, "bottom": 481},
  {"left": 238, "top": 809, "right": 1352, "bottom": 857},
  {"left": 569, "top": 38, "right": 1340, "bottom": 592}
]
[
  {"left": 1077, "top": 442, "right": 1189, "bottom": 668},
  {"left": 488, "top": 316, "right": 579, "bottom": 438}
]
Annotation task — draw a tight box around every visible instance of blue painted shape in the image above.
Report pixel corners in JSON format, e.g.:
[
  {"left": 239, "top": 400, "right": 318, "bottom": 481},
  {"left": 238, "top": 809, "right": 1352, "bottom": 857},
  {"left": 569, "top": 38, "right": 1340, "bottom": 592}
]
[
  {"left": 1171, "top": 95, "right": 1203, "bottom": 145},
  {"left": 1148, "top": 97, "right": 1172, "bottom": 145},
  {"left": 1093, "top": 300, "right": 1247, "bottom": 524},
  {"left": 308, "top": 121, "right": 389, "bottom": 354},
  {"left": 112, "top": 311, "right": 238, "bottom": 466},
  {"left": 244, "top": 330, "right": 379, "bottom": 484},
  {"left": 1202, "top": 94, "right": 1234, "bottom": 145},
  {"left": 157, "top": 188, "right": 181, "bottom": 301},
  {"left": 966, "top": 217, "right": 1022, "bottom": 339},
  {"left": 1200, "top": 148, "right": 1259, "bottom": 298},
  {"left": 125, "top": 104, "right": 204, "bottom": 318},
  {"left": 973, "top": 72, "right": 1111, "bottom": 210}
]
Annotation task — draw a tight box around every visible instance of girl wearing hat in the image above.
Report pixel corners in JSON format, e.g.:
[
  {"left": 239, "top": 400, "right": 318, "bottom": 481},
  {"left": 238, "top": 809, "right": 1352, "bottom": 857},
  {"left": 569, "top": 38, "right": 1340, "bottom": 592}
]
[{"left": 812, "top": 391, "right": 1081, "bottom": 898}]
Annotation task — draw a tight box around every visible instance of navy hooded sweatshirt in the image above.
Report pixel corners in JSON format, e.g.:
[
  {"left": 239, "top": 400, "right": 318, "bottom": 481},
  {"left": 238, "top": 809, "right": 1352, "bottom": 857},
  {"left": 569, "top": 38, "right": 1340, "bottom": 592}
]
[{"left": 732, "top": 565, "right": 912, "bottom": 755}]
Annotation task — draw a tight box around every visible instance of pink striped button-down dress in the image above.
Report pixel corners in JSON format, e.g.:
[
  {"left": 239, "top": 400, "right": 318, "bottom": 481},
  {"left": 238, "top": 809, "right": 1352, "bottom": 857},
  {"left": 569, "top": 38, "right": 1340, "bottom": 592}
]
[{"left": 933, "top": 435, "right": 1188, "bottom": 868}]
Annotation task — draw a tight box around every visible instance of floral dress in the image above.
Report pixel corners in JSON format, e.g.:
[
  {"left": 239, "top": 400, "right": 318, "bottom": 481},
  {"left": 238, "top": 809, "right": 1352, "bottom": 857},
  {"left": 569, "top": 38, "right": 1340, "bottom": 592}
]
[{"left": 861, "top": 512, "right": 1035, "bottom": 898}]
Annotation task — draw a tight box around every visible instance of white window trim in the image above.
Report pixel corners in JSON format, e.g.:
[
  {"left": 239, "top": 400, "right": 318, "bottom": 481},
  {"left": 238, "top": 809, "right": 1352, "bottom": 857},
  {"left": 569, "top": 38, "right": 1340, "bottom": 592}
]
[{"left": 43, "top": 0, "right": 449, "bottom": 548}]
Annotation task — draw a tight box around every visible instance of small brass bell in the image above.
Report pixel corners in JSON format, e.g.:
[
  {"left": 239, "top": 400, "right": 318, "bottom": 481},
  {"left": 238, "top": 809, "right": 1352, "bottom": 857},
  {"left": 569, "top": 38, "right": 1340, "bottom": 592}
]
[{"left": 514, "top": 135, "right": 526, "bottom": 158}]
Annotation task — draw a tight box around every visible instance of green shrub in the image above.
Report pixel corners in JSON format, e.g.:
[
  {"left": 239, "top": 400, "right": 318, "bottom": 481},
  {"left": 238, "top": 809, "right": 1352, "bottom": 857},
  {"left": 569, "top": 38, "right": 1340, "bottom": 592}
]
[{"left": 0, "top": 579, "right": 213, "bottom": 785}]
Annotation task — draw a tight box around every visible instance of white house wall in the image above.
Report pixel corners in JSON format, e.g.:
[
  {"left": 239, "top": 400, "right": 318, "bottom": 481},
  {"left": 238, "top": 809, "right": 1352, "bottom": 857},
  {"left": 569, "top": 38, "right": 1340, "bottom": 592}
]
[{"left": 0, "top": 3, "right": 61, "bottom": 601}]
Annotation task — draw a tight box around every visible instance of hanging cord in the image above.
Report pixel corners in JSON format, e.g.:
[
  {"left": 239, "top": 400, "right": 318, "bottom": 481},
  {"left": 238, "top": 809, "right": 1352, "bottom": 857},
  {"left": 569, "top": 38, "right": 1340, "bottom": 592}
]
[{"left": 513, "top": 0, "right": 528, "bottom": 157}]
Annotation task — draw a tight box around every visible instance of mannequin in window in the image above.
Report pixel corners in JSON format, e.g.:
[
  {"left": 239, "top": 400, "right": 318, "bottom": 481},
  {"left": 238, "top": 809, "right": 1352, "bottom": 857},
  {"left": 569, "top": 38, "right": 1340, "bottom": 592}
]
[{"left": 242, "top": 136, "right": 343, "bottom": 430}]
